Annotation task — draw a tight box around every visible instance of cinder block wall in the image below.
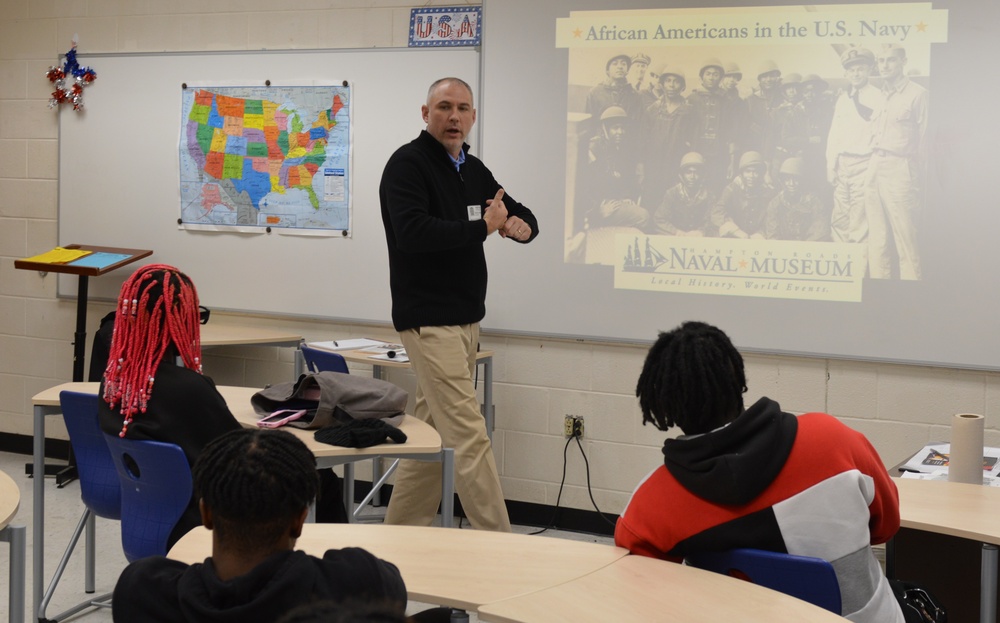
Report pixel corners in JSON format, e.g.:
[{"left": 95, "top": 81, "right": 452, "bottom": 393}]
[{"left": 2, "top": 0, "right": 998, "bottom": 516}]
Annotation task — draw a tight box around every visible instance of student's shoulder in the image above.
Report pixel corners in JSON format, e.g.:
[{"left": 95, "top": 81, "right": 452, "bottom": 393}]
[
  {"left": 316, "top": 548, "right": 406, "bottom": 601},
  {"left": 156, "top": 363, "right": 223, "bottom": 394},
  {"left": 795, "top": 411, "right": 866, "bottom": 444},
  {"left": 117, "top": 555, "right": 190, "bottom": 589},
  {"left": 318, "top": 546, "right": 391, "bottom": 568}
]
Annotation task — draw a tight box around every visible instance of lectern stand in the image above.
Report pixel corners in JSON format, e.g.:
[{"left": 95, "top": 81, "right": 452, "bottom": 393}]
[{"left": 15, "top": 244, "right": 153, "bottom": 484}]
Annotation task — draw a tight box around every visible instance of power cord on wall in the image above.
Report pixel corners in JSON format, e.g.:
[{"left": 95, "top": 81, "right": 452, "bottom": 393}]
[{"left": 530, "top": 432, "right": 617, "bottom": 536}]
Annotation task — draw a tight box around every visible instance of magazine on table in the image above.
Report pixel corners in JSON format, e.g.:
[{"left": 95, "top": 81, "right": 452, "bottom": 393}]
[{"left": 897, "top": 442, "right": 1000, "bottom": 484}]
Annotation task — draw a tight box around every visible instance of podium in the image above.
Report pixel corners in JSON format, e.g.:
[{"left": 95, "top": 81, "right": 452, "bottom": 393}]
[{"left": 15, "top": 244, "right": 152, "bottom": 484}]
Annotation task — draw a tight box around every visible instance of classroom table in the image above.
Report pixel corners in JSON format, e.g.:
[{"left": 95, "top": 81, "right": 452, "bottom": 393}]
[
  {"left": 218, "top": 385, "right": 454, "bottom": 527},
  {"left": 893, "top": 477, "right": 1000, "bottom": 623},
  {"left": 476, "top": 554, "right": 848, "bottom": 623},
  {"left": 30, "top": 382, "right": 453, "bottom": 621},
  {"left": 168, "top": 523, "right": 629, "bottom": 614},
  {"left": 200, "top": 322, "right": 304, "bottom": 376},
  {"left": 0, "top": 469, "right": 26, "bottom": 623}
]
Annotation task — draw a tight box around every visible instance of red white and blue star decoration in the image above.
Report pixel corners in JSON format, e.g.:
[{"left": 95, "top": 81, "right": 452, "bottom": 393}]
[{"left": 47, "top": 42, "right": 97, "bottom": 112}]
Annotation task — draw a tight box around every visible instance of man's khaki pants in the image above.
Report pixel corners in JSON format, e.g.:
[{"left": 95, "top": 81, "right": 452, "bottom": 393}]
[{"left": 385, "top": 323, "right": 511, "bottom": 532}]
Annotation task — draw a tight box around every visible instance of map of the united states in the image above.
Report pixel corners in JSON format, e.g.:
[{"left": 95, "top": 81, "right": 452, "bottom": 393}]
[{"left": 179, "top": 86, "right": 351, "bottom": 231}]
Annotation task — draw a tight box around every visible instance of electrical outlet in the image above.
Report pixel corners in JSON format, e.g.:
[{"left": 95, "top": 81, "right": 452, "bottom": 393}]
[{"left": 564, "top": 415, "right": 585, "bottom": 438}]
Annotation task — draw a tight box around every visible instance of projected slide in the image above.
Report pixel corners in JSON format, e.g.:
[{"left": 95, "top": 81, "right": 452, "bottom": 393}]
[{"left": 557, "top": 3, "right": 947, "bottom": 301}]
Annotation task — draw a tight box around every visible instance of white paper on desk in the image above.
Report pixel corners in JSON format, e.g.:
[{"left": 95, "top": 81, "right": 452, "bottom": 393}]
[
  {"left": 899, "top": 442, "right": 1000, "bottom": 478},
  {"left": 309, "top": 338, "right": 385, "bottom": 352},
  {"left": 370, "top": 352, "right": 408, "bottom": 363},
  {"left": 900, "top": 469, "right": 1000, "bottom": 486},
  {"left": 358, "top": 343, "right": 404, "bottom": 354}
]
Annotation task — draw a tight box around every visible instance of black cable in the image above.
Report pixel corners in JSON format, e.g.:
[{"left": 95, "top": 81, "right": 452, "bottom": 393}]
[
  {"left": 529, "top": 435, "right": 574, "bottom": 535},
  {"left": 573, "top": 434, "right": 617, "bottom": 528}
]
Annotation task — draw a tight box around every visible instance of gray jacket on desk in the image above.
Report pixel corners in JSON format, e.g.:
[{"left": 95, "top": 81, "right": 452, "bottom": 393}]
[{"left": 250, "top": 371, "right": 407, "bottom": 429}]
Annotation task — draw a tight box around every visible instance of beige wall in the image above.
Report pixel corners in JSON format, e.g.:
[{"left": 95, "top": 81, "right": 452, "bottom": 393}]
[{"left": 2, "top": 0, "right": 999, "bottom": 516}]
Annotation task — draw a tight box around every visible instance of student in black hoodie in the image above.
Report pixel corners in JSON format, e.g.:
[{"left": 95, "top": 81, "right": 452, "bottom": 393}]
[
  {"left": 111, "top": 429, "right": 406, "bottom": 622},
  {"left": 615, "top": 321, "right": 904, "bottom": 623}
]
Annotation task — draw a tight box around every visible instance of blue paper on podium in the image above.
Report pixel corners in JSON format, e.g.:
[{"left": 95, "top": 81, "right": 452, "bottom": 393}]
[{"left": 68, "top": 252, "right": 132, "bottom": 269}]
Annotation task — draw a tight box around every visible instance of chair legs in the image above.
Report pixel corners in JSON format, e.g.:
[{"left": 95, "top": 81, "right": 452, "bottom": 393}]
[
  {"left": 38, "top": 509, "right": 113, "bottom": 623},
  {"left": 352, "top": 460, "right": 399, "bottom": 522},
  {"left": 1, "top": 523, "right": 26, "bottom": 623}
]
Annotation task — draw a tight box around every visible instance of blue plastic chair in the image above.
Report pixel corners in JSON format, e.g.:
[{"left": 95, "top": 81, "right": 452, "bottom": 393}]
[
  {"left": 301, "top": 345, "right": 350, "bottom": 374},
  {"left": 105, "top": 436, "right": 192, "bottom": 562},
  {"left": 39, "top": 391, "right": 123, "bottom": 621},
  {"left": 685, "top": 548, "right": 842, "bottom": 614}
]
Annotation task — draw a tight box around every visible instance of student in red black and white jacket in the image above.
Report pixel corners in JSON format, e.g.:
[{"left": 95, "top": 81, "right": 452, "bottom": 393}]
[{"left": 615, "top": 321, "right": 904, "bottom": 623}]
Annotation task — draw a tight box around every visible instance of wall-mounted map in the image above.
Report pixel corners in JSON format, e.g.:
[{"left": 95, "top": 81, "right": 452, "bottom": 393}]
[{"left": 179, "top": 84, "right": 352, "bottom": 235}]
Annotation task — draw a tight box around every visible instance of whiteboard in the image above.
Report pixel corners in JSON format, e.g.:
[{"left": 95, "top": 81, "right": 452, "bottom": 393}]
[
  {"left": 59, "top": 47, "right": 479, "bottom": 324},
  {"left": 478, "top": 0, "right": 1000, "bottom": 370}
]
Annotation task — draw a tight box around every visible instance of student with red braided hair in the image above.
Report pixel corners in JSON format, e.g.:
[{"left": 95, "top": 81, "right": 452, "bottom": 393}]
[{"left": 98, "top": 264, "right": 241, "bottom": 548}]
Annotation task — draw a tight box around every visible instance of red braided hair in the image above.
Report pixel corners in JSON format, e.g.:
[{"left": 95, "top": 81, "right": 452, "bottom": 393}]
[{"left": 102, "top": 264, "right": 202, "bottom": 436}]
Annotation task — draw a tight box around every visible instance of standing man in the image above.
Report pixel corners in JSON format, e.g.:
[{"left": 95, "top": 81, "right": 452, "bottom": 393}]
[
  {"left": 628, "top": 52, "right": 651, "bottom": 92},
  {"left": 866, "top": 44, "right": 927, "bottom": 280},
  {"left": 827, "top": 47, "right": 880, "bottom": 245},
  {"left": 379, "top": 78, "right": 538, "bottom": 532},
  {"left": 686, "top": 58, "right": 733, "bottom": 193},
  {"left": 799, "top": 74, "right": 834, "bottom": 193},
  {"left": 721, "top": 62, "right": 747, "bottom": 163},
  {"left": 641, "top": 66, "right": 694, "bottom": 206},
  {"left": 746, "top": 60, "right": 783, "bottom": 155},
  {"left": 768, "top": 73, "right": 807, "bottom": 180},
  {"left": 638, "top": 62, "right": 665, "bottom": 109},
  {"left": 586, "top": 53, "right": 641, "bottom": 122}
]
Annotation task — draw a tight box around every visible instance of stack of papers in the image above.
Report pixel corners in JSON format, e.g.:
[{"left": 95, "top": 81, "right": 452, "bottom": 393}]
[
  {"left": 20, "top": 247, "right": 92, "bottom": 264},
  {"left": 359, "top": 343, "right": 404, "bottom": 355},
  {"left": 898, "top": 442, "right": 1000, "bottom": 486},
  {"left": 69, "top": 252, "right": 132, "bottom": 269},
  {"left": 308, "top": 338, "right": 386, "bottom": 352},
  {"left": 307, "top": 339, "right": 409, "bottom": 362}
]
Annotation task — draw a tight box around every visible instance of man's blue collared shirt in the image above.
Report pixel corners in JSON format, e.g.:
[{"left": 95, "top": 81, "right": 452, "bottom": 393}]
[{"left": 449, "top": 149, "right": 466, "bottom": 172}]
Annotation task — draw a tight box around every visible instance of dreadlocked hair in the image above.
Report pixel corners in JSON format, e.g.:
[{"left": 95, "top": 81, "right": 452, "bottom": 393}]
[
  {"left": 635, "top": 321, "right": 747, "bottom": 435},
  {"left": 193, "top": 428, "right": 320, "bottom": 551},
  {"left": 102, "top": 264, "right": 202, "bottom": 436}
]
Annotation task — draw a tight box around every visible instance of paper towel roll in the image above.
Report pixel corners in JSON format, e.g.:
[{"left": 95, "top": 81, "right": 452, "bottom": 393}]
[{"left": 948, "top": 413, "right": 985, "bottom": 484}]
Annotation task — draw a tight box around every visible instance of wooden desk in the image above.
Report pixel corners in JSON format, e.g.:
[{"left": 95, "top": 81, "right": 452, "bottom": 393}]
[
  {"left": 168, "top": 523, "right": 628, "bottom": 613},
  {"left": 894, "top": 477, "right": 1000, "bottom": 623},
  {"left": 200, "top": 322, "right": 304, "bottom": 376},
  {"left": 476, "top": 555, "right": 847, "bottom": 623},
  {"left": 218, "top": 385, "right": 453, "bottom": 525},
  {"left": 336, "top": 347, "right": 495, "bottom": 435},
  {"left": 30, "top": 382, "right": 453, "bottom": 620},
  {"left": 0, "top": 470, "right": 26, "bottom": 623}
]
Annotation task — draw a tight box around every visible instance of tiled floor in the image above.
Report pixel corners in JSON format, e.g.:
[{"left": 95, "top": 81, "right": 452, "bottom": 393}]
[{"left": 0, "top": 450, "right": 611, "bottom": 623}]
